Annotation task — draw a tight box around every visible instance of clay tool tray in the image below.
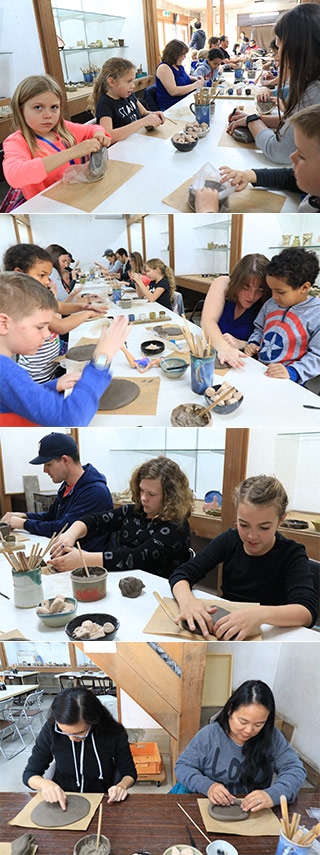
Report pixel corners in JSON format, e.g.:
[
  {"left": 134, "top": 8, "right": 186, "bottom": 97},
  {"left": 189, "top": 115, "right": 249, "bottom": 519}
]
[
  {"left": 138, "top": 118, "right": 185, "bottom": 139},
  {"left": 132, "top": 315, "right": 171, "bottom": 325},
  {"left": 0, "top": 532, "right": 29, "bottom": 553},
  {"left": 43, "top": 160, "right": 143, "bottom": 212},
  {"left": 143, "top": 596, "right": 262, "bottom": 640},
  {"left": 162, "top": 171, "right": 287, "bottom": 213},
  {"left": 9, "top": 791, "right": 103, "bottom": 832},
  {"left": 197, "top": 797, "right": 281, "bottom": 836},
  {"left": 98, "top": 376, "right": 160, "bottom": 415}
]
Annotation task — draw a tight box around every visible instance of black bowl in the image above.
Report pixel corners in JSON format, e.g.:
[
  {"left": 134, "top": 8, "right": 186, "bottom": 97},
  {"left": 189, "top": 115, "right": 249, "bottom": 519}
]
[
  {"left": 205, "top": 384, "right": 243, "bottom": 414},
  {"left": 65, "top": 612, "right": 120, "bottom": 641},
  {"left": 171, "top": 136, "right": 198, "bottom": 153},
  {"left": 140, "top": 339, "right": 165, "bottom": 356}
]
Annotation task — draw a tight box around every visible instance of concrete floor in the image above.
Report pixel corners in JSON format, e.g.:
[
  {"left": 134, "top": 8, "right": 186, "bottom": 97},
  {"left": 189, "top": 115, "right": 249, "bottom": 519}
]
[{"left": 0, "top": 694, "right": 173, "bottom": 794}]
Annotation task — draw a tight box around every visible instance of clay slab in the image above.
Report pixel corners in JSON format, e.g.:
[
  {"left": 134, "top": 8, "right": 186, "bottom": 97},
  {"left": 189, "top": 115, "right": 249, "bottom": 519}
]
[
  {"left": 99, "top": 378, "right": 140, "bottom": 410},
  {"left": 31, "top": 795, "right": 91, "bottom": 828},
  {"left": 208, "top": 799, "right": 249, "bottom": 822},
  {"left": 66, "top": 344, "right": 96, "bottom": 362}
]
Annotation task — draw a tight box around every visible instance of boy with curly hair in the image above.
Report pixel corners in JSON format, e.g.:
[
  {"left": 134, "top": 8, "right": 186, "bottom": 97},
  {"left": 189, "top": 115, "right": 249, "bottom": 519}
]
[{"left": 244, "top": 247, "right": 320, "bottom": 385}]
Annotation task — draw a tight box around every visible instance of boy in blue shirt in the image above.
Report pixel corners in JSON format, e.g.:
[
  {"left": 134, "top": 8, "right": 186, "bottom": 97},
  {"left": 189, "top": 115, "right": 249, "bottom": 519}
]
[
  {"left": 244, "top": 248, "right": 320, "bottom": 385},
  {"left": 0, "top": 272, "right": 130, "bottom": 426}
]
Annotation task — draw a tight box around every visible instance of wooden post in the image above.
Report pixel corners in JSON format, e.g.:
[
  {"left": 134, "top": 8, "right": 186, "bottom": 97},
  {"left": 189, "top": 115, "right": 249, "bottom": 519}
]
[
  {"left": 142, "top": 0, "right": 160, "bottom": 73},
  {"left": 207, "top": 0, "right": 213, "bottom": 39},
  {"left": 220, "top": 0, "right": 225, "bottom": 35},
  {"left": 32, "top": 0, "right": 70, "bottom": 119},
  {"left": 230, "top": 214, "right": 243, "bottom": 273},
  {"left": 221, "top": 428, "right": 249, "bottom": 531},
  {"left": 168, "top": 215, "right": 175, "bottom": 271}
]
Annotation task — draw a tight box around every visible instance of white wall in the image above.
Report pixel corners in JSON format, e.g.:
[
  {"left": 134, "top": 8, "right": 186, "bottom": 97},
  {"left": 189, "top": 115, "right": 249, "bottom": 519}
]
[
  {"left": 246, "top": 428, "right": 320, "bottom": 513},
  {"left": 217, "top": 641, "right": 281, "bottom": 690},
  {"left": 27, "top": 214, "right": 127, "bottom": 268},
  {"left": 174, "top": 214, "right": 231, "bottom": 276},
  {"left": 0, "top": 427, "right": 70, "bottom": 494},
  {"left": 242, "top": 214, "right": 320, "bottom": 286},
  {"left": 120, "top": 690, "right": 161, "bottom": 729},
  {"left": 0, "top": 0, "right": 45, "bottom": 95},
  {"left": 0, "top": 216, "right": 17, "bottom": 265}
]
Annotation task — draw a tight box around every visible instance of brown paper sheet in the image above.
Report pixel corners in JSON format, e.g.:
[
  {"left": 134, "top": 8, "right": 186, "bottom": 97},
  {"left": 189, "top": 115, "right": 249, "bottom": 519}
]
[
  {"left": 43, "top": 160, "right": 143, "bottom": 212},
  {"left": 9, "top": 791, "right": 103, "bottom": 832},
  {"left": 162, "top": 172, "right": 286, "bottom": 213},
  {"left": 99, "top": 376, "right": 160, "bottom": 415},
  {"left": 228, "top": 187, "right": 287, "bottom": 213},
  {"left": 143, "top": 597, "right": 262, "bottom": 641},
  {"left": 55, "top": 336, "right": 98, "bottom": 364},
  {"left": 218, "top": 127, "right": 257, "bottom": 150},
  {"left": 138, "top": 118, "right": 185, "bottom": 139},
  {"left": 197, "top": 798, "right": 281, "bottom": 836},
  {"left": 0, "top": 846, "right": 37, "bottom": 855},
  {"left": 0, "top": 630, "right": 28, "bottom": 640}
]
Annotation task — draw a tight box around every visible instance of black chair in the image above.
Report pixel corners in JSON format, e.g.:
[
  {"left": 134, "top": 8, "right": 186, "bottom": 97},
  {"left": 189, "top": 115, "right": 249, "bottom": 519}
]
[
  {"left": 188, "top": 299, "right": 204, "bottom": 325},
  {"left": 309, "top": 559, "right": 320, "bottom": 630},
  {"left": 144, "top": 84, "right": 159, "bottom": 111}
]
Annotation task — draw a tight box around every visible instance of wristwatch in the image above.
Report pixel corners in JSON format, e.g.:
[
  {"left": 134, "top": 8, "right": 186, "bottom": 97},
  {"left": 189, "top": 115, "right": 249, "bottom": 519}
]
[
  {"left": 91, "top": 353, "right": 111, "bottom": 371},
  {"left": 246, "top": 114, "right": 261, "bottom": 126}
]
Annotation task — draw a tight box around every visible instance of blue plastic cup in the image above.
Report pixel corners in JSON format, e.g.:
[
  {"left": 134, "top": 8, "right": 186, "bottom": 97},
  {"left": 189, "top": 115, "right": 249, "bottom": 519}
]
[
  {"left": 190, "top": 349, "right": 215, "bottom": 394},
  {"left": 275, "top": 828, "right": 312, "bottom": 855}
]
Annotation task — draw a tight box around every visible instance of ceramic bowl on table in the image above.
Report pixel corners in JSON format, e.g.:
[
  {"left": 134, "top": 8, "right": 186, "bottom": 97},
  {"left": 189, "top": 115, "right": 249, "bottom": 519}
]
[
  {"left": 141, "top": 339, "right": 165, "bottom": 356},
  {"left": 73, "top": 834, "right": 111, "bottom": 855},
  {"left": 160, "top": 357, "right": 188, "bottom": 379},
  {"left": 206, "top": 842, "right": 238, "bottom": 855},
  {"left": 171, "top": 403, "right": 212, "bottom": 427},
  {"left": 204, "top": 384, "right": 243, "bottom": 414},
  {"left": 65, "top": 612, "right": 120, "bottom": 641},
  {"left": 36, "top": 597, "right": 78, "bottom": 628},
  {"left": 171, "top": 135, "right": 199, "bottom": 152},
  {"left": 162, "top": 846, "right": 203, "bottom": 855}
]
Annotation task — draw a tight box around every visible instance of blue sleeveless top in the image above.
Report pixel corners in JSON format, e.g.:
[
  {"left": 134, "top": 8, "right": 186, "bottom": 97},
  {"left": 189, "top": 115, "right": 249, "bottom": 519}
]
[
  {"left": 156, "top": 63, "right": 193, "bottom": 110},
  {"left": 219, "top": 300, "right": 261, "bottom": 340}
]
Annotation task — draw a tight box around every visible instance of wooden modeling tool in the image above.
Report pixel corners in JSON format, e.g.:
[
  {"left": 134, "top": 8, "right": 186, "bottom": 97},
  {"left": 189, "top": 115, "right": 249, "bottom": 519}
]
[
  {"left": 176, "top": 803, "right": 211, "bottom": 844},
  {"left": 76, "top": 541, "right": 90, "bottom": 578}
]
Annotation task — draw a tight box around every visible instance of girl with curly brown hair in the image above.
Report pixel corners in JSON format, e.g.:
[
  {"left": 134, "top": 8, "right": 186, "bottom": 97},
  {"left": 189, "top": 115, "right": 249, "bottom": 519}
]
[{"left": 50, "top": 457, "right": 193, "bottom": 578}]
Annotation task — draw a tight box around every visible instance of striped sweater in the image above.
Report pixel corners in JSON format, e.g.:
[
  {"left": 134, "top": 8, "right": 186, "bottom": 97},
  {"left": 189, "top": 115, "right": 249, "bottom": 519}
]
[{"left": 248, "top": 296, "right": 320, "bottom": 383}]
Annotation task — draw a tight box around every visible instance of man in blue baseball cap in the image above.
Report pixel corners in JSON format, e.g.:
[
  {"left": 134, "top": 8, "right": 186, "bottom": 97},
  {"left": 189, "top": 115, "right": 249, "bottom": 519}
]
[{"left": 1, "top": 433, "right": 113, "bottom": 551}]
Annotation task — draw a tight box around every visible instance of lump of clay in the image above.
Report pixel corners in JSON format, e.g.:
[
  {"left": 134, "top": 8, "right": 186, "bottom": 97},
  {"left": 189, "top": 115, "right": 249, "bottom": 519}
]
[
  {"left": 103, "top": 621, "right": 115, "bottom": 633},
  {"left": 119, "top": 577, "right": 145, "bottom": 598},
  {"left": 172, "top": 132, "right": 198, "bottom": 147},
  {"left": 205, "top": 382, "right": 242, "bottom": 406},
  {"left": 72, "top": 619, "right": 115, "bottom": 639},
  {"left": 208, "top": 798, "right": 249, "bottom": 821},
  {"left": 188, "top": 178, "right": 222, "bottom": 211},
  {"left": 232, "top": 126, "right": 254, "bottom": 143},
  {"left": 37, "top": 596, "right": 74, "bottom": 616},
  {"left": 88, "top": 147, "right": 108, "bottom": 181}
]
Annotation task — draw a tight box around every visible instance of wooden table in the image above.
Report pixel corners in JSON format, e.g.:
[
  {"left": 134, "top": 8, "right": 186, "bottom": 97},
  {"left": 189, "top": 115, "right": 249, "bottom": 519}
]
[
  {"left": 1, "top": 793, "right": 319, "bottom": 853},
  {"left": 15, "top": 86, "right": 299, "bottom": 215},
  {"left": 0, "top": 533, "right": 318, "bottom": 642},
  {"left": 0, "top": 684, "right": 39, "bottom": 701}
]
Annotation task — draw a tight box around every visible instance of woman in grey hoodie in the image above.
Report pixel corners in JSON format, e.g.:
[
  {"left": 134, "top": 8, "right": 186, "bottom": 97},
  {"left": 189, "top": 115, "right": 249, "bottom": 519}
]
[{"left": 175, "top": 680, "right": 306, "bottom": 812}]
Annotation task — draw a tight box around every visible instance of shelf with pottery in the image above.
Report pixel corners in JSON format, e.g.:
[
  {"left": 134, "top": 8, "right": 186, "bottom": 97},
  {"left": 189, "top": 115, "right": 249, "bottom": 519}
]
[
  {"left": 193, "top": 218, "right": 231, "bottom": 231},
  {"left": 53, "top": 6, "right": 127, "bottom": 85},
  {"left": 269, "top": 245, "right": 320, "bottom": 250}
]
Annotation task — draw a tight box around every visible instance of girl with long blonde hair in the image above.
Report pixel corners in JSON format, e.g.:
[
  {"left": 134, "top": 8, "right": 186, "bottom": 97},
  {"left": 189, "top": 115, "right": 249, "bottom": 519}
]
[
  {"left": 2, "top": 74, "right": 111, "bottom": 205},
  {"left": 88, "top": 57, "right": 165, "bottom": 144},
  {"left": 131, "top": 258, "right": 176, "bottom": 309}
]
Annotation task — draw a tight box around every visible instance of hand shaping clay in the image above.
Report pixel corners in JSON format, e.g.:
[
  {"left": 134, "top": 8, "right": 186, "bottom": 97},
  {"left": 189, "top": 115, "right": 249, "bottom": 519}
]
[
  {"left": 88, "top": 147, "right": 108, "bottom": 181},
  {"left": 31, "top": 794, "right": 91, "bottom": 827},
  {"left": 182, "top": 607, "right": 231, "bottom": 635},
  {"left": 99, "top": 378, "right": 140, "bottom": 410},
  {"left": 66, "top": 344, "right": 96, "bottom": 362},
  {"left": 119, "top": 577, "right": 145, "bottom": 598},
  {"left": 232, "top": 127, "right": 254, "bottom": 143},
  {"left": 208, "top": 798, "right": 249, "bottom": 822}
]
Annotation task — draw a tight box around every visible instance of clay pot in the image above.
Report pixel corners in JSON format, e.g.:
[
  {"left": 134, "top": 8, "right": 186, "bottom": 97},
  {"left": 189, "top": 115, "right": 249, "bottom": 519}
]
[
  {"left": 71, "top": 567, "right": 108, "bottom": 602},
  {"left": 12, "top": 566, "right": 44, "bottom": 608},
  {"left": 73, "top": 834, "right": 111, "bottom": 855},
  {"left": 0, "top": 522, "right": 11, "bottom": 538}
]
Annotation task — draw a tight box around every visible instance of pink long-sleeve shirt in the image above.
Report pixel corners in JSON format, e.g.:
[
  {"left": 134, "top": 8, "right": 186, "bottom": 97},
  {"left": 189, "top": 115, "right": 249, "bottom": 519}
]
[{"left": 3, "top": 121, "right": 109, "bottom": 199}]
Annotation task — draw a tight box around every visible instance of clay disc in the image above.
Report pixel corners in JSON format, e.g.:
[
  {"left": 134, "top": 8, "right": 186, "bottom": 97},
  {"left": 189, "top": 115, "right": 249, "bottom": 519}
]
[
  {"left": 208, "top": 799, "right": 249, "bottom": 822},
  {"left": 99, "top": 378, "right": 140, "bottom": 410},
  {"left": 31, "top": 794, "right": 91, "bottom": 827},
  {"left": 232, "top": 127, "right": 254, "bottom": 144},
  {"left": 156, "top": 325, "right": 182, "bottom": 337},
  {"left": 66, "top": 344, "right": 96, "bottom": 362}
]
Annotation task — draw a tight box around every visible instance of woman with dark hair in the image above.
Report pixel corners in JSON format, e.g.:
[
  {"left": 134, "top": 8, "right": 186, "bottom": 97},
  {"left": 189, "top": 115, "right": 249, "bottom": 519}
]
[
  {"left": 174, "top": 680, "right": 306, "bottom": 810},
  {"left": 156, "top": 39, "right": 204, "bottom": 111},
  {"left": 201, "top": 254, "right": 271, "bottom": 368},
  {"left": 46, "top": 243, "right": 80, "bottom": 301},
  {"left": 129, "top": 251, "right": 151, "bottom": 286},
  {"left": 227, "top": 4, "right": 320, "bottom": 163},
  {"left": 50, "top": 456, "right": 193, "bottom": 577},
  {"left": 23, "top": 688, "right": 137, "bottom": 807}
]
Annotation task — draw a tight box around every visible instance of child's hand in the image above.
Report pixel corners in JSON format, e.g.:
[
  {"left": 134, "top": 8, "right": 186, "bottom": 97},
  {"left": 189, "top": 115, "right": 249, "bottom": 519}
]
[
  {"left": 56, "top": 372, "right": 82, "bottom": 392},
  {"left": 194, "top": 76, "right": 205, "bottom": 89},
  {"left": 153, "top": 111, "right": 165, "bottom": 124},
  {"left": 244, "top": 342, "right": 260, "bottom": 356},
  {"left": 130, "top": 272, "right": 143, "bottom": 286},
  {"left": 51, "top": 546, "right": 81, "bottom": 572},
  {"left": 93, "top": 130, "right": 111, "bottom": 147},
  {"left": 142, "top": 113, "right": 161, "bottom": 128},
  {"left": 72, "top": 138, "right": 103, "bottom": 159},
  {"left": 220, "top": 166, "right": 256, "bottom": 192},
  {"left": 227, "top": 113, "right": 249, "bottom": 135},
  {"left": 264, "top": 364, "right": 290, "bottom": 379},
  {"left": 93, "top": 315, "right": 131, "bottom": 362},
  {"left": 214, "top": 606, "right": 262, "bottom": 641},
  {"left": 195, "top": 187, "right": 219, "bottom": 213}
]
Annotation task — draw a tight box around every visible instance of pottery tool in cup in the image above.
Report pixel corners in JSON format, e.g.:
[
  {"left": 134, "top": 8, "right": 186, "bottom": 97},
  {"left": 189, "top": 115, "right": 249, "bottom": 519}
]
[
  {"left": 96, "top": 802, "right": 103, "bottom": 850},
  {"left": 176, "top": 803, "right": 211, "bottom": 844},
  {"left": 280, "top": 796, "right": 290, "bottom": 839},
  {"left": 76, "top": 541, "right": 90, "bottom": 578},
  {"left": 181, "top": 314, "right": 213, "bottom": 359},
  {"left": 299, "top": 822, "right": 320, "bottom": 846},
  {"left": 200, "top": 387, "right": 237, "bottom": 416}
]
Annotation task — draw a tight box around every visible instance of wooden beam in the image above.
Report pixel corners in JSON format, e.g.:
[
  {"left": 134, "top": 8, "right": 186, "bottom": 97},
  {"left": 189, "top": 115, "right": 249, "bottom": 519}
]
[
  {"left": 141, "top": 216, "right": 146, "bottom": 263},
  {"left": 68, "top": 643, "right": 77, "bottom": 670},
  {"left": 220, "top": 0, "right": 225, "bottom": 35},
  {"left": 12, "top": 216, "right": 20, "bottom": 245},
  {"left": 142, "top": 0, "right": 160, "bottom": 73},
  {"left": 168, "top": 215, "right": 175, "bottom": 272},
  {"left": 0, "top": 439, "right": 12, "bottom": 515},
  {"left": 207, "top": 0, "right": 213, "bottom": 39},
  {"left": 32, "top": 0, "right": 70, "bottom": 119},
  {"left": 221, "top": 428, "right": 249, "bottom": 530},
  {"left": 229, "top": 214, "right": 243, "bottom": 273},
  {"left": 126, "top": 215, "right": 132, "bottom": 256},
  {"left": 0, "top": 643, "right": 8, "bottom": 670}
]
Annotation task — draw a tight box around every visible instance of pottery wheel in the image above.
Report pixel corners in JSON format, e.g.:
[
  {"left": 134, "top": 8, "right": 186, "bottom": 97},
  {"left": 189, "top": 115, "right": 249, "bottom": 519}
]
[
  {"left": 31, "top": 794, "right": 91, "bottom": 827},
  {"left": 208, "top": 799, "right": 249, "bottom": 822},
  {"left": 233, "top": 127, "right": 254, "bottom": 144},
  {"left": 99, "top": 378, "right": 140, "bottom": 410},
  {"left": 66, "top": 344, "right": 96, "bottom": 362}
]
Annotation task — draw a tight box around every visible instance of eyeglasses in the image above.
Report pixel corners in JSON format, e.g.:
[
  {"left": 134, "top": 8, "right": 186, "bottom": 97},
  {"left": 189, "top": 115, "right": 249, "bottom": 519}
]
[{"left": 54, "top": 722, "right": 91, "bottom": 739}]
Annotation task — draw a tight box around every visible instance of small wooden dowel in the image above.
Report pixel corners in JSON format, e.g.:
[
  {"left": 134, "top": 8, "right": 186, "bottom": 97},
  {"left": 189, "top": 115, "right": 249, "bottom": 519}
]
[
  {"left": 40, "top": 531, "right": 58, "bottom": 562},
  {"left": 76, "top": 541, "right": 90, "bottom": 577},
  {"left": 153, "top": 591, "right": 181, "bottom": 626},
  {"left": 200, "top": 387, "right": 236, "bottom": 416},
  {"left": 176, "top": 803, "right": 211, "bottom": 844},
  {"left": 96, "top": 802, "right": 103, "bottom": 850}
]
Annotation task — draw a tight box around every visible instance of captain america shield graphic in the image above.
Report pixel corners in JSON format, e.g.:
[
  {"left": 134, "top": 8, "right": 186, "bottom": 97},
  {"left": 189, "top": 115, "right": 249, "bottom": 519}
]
[{"left": 259, "top": 310, "right": 307, "bottom": 364}]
